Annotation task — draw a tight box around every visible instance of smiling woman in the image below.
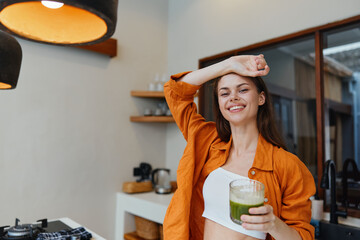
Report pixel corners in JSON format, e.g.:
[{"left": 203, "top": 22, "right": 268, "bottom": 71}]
[{"left": 163, "top": 55, "right": 316, "bottom": 240}]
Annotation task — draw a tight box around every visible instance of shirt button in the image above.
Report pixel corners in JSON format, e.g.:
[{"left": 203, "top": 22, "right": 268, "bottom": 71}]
[
  {"left": 251, "top": 170, "right": 256, "bottom": 175},
  {"left": 264, "top": 198, "right": 268, "bottom": 203}
]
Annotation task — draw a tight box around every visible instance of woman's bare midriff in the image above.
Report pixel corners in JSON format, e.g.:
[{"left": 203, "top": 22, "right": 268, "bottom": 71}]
[{"left": 203, "top": 218, "right": 263, "bottom": 240}]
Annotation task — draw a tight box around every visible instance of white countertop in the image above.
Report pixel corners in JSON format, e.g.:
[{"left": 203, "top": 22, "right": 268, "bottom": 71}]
[
  {"left": 116, "top": 191, "right": 173, "bottom": 223},
  {"left": 58, "top": 217, "right": 105, "bottom": 240}
]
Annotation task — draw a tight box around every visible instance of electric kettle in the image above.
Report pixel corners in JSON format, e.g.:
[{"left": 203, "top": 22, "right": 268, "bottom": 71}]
[{"left": 152, "top": 168, "right": 172, "bottom": 194}]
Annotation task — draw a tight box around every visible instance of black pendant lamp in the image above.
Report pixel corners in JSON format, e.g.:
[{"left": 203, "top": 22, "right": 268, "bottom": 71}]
[
  {"left": 0, "top": 30, "right": 22, "bottom": 89},
  {"left": 0, "top": 0, "right": 118, "bottom": 46}
]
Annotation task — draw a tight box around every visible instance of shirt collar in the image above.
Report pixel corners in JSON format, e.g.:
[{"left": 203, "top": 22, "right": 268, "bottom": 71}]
[
  {"left": 212, "top": 134, "right": 274, "bottom": 171},
  {"left": 252, "top": 134, "right": 274, "bottom": 171}
]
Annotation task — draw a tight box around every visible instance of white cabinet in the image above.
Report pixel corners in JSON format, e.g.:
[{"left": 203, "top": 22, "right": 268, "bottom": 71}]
[{"left": 115, "top": 192, "right": 173, "bottom": 240}]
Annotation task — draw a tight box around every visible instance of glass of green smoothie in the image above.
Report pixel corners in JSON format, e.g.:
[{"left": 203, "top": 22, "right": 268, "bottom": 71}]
[{"left": 229, "top": 179, "right": 265, "bottom": 224}]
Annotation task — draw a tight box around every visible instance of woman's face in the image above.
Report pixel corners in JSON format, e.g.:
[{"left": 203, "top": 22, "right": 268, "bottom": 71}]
[{"left": 217, "top": 74, "right": 265, "bottom": 127}]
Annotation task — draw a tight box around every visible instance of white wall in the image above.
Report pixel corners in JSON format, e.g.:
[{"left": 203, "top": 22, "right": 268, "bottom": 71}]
[
  {"left": 0, "top": 1, "right": 168, "bottom": 239},
  {"left": 165, "top": 0, "right": 360, "bottom": 178}
]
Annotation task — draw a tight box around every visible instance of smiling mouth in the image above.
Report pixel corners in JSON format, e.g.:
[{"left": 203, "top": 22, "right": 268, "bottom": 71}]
[{"left": 229, "top": 105, "right": 245, "bottom": 111}]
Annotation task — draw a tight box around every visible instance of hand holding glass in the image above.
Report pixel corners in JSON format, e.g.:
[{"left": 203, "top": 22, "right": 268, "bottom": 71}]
[{"left": 229, "top": 179, "right": 265, "bottom": 224}]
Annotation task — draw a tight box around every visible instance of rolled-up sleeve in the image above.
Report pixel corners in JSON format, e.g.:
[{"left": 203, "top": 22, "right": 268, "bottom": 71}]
[{"left": 164, "top": 72, "right": 205, "bottom": 141}]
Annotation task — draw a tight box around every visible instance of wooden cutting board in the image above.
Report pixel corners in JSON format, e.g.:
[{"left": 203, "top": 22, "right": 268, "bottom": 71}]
[
  {"left": 122, "top": 181, "right": 153, "bottom": 193},
  {"left": 122, "top": 181, "right": 177, "bottom": 194}
]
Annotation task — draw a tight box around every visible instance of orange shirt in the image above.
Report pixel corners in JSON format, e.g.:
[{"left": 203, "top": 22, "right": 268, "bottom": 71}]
[{"left": 163, "top": 72, "right": 316, "bottom": 240}]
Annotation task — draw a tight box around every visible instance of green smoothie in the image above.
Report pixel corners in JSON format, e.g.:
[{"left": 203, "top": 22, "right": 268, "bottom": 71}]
[
  {"left": 230, "top": 200, "right": 264, "bottom": 223},
  {"left": 229, "top": 179, "right": 265, "bottom": 224}
]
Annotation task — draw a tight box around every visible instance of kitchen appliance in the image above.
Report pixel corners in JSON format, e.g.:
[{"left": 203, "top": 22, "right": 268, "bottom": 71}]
[
  {"left": 133, "top": 162, "right": 152, "bottom": 182},
  {"left": 0, "top": 218, "right": 90, "bottom": 240},
  {"left": 152, "top": 168, "right": 172, "bottom": 194}
]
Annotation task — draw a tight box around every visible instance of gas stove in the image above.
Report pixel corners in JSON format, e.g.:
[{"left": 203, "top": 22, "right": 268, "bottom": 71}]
[{"left": 0, "top": 218, "right": 72, "bottom": 240}]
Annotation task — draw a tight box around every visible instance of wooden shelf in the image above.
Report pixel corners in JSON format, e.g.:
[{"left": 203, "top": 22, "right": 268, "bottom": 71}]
[
  {"left": 73, "top": 38, "right": 117, "bottom": 57},
  {"left": 131, "top": 91, "right": 165, "bottom": 98},
  {"left": 130, "top": 116, "right": 174, "bottom": 123},
  {"left": 130, "top": 90, "right": 172, "bottom": 123}
]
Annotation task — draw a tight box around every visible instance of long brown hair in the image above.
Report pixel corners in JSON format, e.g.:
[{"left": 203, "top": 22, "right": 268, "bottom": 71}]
[{"left": 212, "top": 75, "right": 287, "bottom": 150}]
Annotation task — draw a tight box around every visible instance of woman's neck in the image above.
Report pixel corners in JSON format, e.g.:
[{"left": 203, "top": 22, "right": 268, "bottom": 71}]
[{"left": 230, "top": 122, "right": 259, "bottom": 155}]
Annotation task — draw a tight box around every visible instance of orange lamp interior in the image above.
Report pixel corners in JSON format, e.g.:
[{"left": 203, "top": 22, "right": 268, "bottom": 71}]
[
  {"left": 0, "top": 1, "right": 107, "bottom": 44},
  {"left": 0, "top": 82, "right": 12, "bottom": 89}
]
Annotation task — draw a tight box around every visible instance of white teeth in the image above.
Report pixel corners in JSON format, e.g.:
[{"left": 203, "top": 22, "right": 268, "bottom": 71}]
[{"left": 229, "top": 106, "right": 244, "bottom": 111}]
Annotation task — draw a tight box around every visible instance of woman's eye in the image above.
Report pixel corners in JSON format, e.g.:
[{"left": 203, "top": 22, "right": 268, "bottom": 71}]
[
  {"left": 239, "top": 89, "right": 248, "bottom": 93},
  {"left": 220, "top": 92, "right": 229, "bottom": 96}
]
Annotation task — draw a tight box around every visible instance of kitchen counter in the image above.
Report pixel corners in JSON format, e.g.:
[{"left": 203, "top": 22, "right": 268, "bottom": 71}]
[
  {"left": 322, "top": 212, "right": 360, "bottom": 228},
  {"left": 114, "top": 192, "right": 360, "bottom": 240},
  {"left": 59, "top": 217, "right": 105, "bottom": 240},
  {"left": 115, "top": 191, "right": 173, "bottom": 240}
]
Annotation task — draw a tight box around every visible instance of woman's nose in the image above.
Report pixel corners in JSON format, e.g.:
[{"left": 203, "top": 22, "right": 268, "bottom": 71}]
[{"left": 230, "top": 92, "right": 240, "bottom": 101}]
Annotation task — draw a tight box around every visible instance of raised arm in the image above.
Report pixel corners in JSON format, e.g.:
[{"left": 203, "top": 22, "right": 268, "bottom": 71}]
[
  {"left": 165, "top": 54, "right": 269, "bottom": 141},
  {"left": 178, "top": 54, "right": 270, "bottom": 85}
]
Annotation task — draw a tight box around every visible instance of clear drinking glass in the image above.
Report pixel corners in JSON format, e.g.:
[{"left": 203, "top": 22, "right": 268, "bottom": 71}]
[{"left": 229, "top": 179, "right": 265, "bottom": 224}]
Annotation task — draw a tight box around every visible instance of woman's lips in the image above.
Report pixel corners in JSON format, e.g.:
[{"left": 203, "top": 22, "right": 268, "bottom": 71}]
[{"left": 228, "top": 105, "right": 245, "bottom": 112}]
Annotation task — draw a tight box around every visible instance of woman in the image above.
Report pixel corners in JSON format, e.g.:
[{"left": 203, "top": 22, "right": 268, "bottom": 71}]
[{"left": 163, "top": 55, "right": 316, "bottom": 240}]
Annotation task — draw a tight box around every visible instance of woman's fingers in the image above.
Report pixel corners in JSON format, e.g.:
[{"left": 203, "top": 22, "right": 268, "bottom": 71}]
[
  {"left": 253, "top": 54, "right": 269, "bottom": 76},
  {"left": 242, "top": 221, "right": 276, "bottom": 231},
  {"left": 259, "top": 65, "right": 270, "bottom": 75},
  {"left": 241, "top": 212, "right": 276, "bottom": 223},
  {"left": 248, "top": 65, "right": 270, "bottom": 77},
  {"left": 250, "top": 204, "right": 272, "bottom": 214},
  {"left": 240, "top": 205, "right": 276, "bottom": 232},
  {"left": 255, "top": 55, "right": 268, "bottom": 70}
]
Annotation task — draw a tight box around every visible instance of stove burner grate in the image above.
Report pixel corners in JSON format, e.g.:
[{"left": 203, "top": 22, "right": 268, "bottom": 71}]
[{"left": 0, "top": 218, "right": 47, "bottom": 240}]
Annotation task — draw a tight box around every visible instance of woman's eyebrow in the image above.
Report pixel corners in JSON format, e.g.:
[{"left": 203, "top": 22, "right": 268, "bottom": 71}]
[
  {"left": 218, "top": 87, "right": 229, "bottom": 91},
  {"left": 236, "top": 83, "right": 249, "bottom": 88},
  {"left": 218, "top": 83, "right": 249, "bottom": 91}
]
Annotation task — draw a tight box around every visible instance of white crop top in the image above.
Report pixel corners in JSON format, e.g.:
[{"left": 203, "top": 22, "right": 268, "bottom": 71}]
[{"left": 202, "top": 168, "right": 266, "bottom": 239}]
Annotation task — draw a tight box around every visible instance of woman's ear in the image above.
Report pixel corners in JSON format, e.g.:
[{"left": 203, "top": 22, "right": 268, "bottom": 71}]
[{"left": 258, "top": 91, "right": 265, "bottom": 106}]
